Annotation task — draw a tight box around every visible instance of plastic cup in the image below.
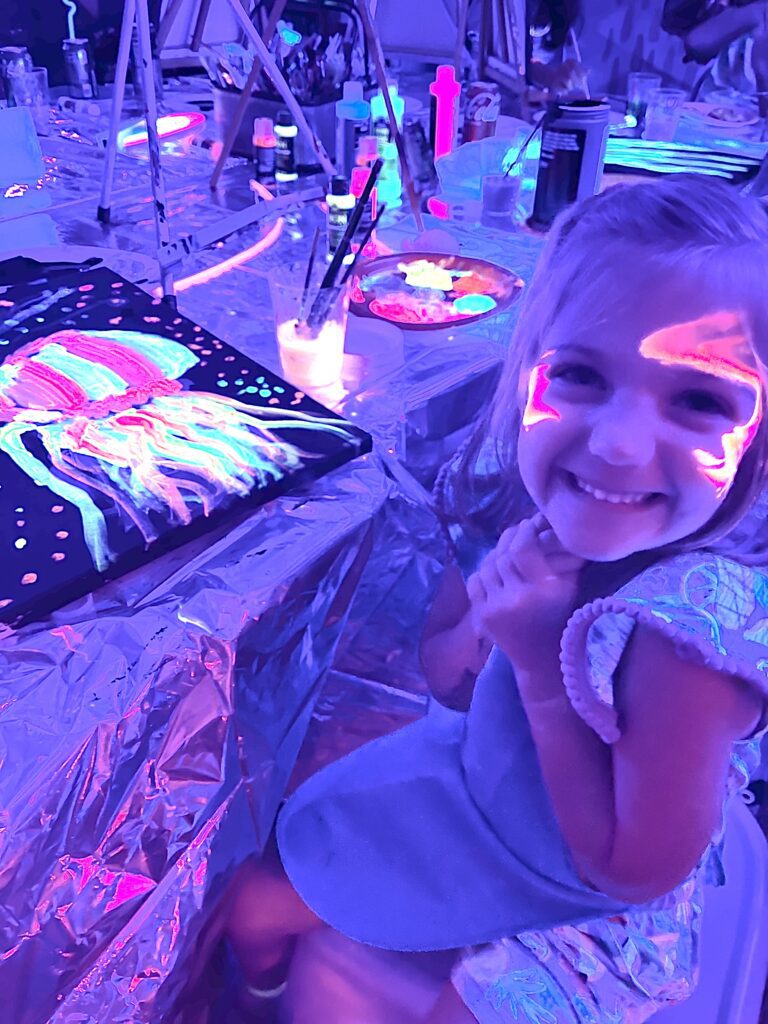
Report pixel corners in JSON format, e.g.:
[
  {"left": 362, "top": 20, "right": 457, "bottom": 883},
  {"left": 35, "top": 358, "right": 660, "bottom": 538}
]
[
  {"left": 7, "top": 67, "right": 50, "bottom": 134},
  {"left": 643, "top": 87, "right": 687, "bottom": 142},
  {"left": 626, "top": 72, "right": 662, "bottom": 131},
  {"left": 270, "top": 269, "right": 349, "bottom": 390},
  {"left": 481, "top": 172, "right": 521, "bottom": 227}
]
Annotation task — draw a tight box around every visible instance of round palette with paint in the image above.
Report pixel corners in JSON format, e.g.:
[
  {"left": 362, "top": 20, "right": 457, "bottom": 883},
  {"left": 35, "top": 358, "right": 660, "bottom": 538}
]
[{"left": 350, "top": 252, "right": 524, "bottom": 330}]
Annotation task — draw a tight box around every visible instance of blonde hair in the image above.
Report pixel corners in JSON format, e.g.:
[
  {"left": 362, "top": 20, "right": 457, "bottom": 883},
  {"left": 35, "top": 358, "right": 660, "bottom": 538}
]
[{"left": 441, "top": 177, "right": 768, "bottom": 562}]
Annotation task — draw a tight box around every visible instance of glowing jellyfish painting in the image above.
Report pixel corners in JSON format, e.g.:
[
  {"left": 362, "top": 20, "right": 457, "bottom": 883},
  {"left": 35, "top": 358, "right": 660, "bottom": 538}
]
[{"left": 0, "top": 327, "right": 364, "bottom": 577}]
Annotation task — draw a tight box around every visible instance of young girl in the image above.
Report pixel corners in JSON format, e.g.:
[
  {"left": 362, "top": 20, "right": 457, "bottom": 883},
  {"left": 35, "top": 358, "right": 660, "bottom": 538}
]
[{"left": 222, "top": 177, "right": 768, "bottom": 1024}]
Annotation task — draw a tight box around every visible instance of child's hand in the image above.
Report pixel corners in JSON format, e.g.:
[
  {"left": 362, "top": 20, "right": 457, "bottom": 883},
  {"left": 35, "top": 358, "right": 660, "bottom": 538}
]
[{"left": 467, "top": 514, "right": 586, "bottom": 677}]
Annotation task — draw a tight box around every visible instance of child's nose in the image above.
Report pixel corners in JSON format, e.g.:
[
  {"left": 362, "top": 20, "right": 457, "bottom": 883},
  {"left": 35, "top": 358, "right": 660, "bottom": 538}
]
[{"left": 587, "top": 396, "right": 657, "bottom": 466}]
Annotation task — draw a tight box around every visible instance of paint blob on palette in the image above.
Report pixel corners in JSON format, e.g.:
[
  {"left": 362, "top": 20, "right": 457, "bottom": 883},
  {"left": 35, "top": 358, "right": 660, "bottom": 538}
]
[
  {"left": 350, "top": 251, "right": 524, "bottom": 330},
  {"left": 0, "top": 257, "right": 372, "bottom": 627}
]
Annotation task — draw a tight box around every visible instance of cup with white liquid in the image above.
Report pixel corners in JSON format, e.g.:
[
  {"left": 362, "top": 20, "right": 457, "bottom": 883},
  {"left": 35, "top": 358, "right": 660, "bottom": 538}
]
[{"left": 270, "top": 268, "right": 349, "bottom": 391}]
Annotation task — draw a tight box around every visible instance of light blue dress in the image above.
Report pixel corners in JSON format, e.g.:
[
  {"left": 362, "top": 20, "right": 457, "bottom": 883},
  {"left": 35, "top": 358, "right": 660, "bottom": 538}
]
[{"left": 277, "top": 552, "right": 768, "bottom": 1020}]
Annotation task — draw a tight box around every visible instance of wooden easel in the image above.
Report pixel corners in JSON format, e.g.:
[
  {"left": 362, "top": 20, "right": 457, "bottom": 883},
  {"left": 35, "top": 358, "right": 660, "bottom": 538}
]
[{"left": 478, "top": 0, "right": 526, "bottom": 88}]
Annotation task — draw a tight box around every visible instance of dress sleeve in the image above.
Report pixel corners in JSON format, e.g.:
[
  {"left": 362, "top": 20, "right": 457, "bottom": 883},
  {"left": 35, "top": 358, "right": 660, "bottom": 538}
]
[{"left": 560, "top": 553, "right": 768, "bottom": 744}]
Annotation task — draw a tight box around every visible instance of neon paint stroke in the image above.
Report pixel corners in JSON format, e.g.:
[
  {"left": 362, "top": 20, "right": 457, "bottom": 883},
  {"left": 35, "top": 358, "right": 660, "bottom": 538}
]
[
  {"left": 640, "top": 311, "right": 763, "bottom": 497},
  {"left": 0, "top": 329, "right": 356, "bottom": 571},
  {"left": 522, "top": 351, "right": 560, "bottom": 430},
  {"left": 522, "top": 314, "right": 763, "bottom": 499}
]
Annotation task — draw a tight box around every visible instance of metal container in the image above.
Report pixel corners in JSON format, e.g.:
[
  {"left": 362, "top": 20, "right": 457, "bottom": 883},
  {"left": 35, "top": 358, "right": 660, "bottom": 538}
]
[
  {"left": 62, "top": 38, "right": 98, "bottom": 100},
  {"left": 529, "top": 99, "right": 610, "bottom": 230},
  {"left": 462, "top": 81, "right": 501, "bottom": 142},
  {"left": 0, "top": 46, "right": 33, "bottom": 104}
]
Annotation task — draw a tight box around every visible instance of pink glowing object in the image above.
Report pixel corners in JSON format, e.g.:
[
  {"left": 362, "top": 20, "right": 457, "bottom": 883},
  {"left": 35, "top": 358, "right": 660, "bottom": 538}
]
[
  {"left": 522, "top": 356, "right": 560, "bottom": 430},
  {"left": 119, "top": 111, "right": 206, "bottom": 149},
  {"left": 161, "top": 179, "right": 284, "bottom": 296},
  {"left": 429, "top": 65, "right": 461, "bottom": 160},
  {"left": 639, "top": 312, "right": 763, "bottom": 496}
]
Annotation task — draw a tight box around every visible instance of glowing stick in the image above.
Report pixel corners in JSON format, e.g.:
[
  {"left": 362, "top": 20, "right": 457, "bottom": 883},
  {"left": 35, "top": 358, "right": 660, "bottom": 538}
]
[
  {"left": 61, "top": 0, "right": 78, "bottom": 40},
  {"left": 429, "top": 65, "right": 461, "bottom": 161}
]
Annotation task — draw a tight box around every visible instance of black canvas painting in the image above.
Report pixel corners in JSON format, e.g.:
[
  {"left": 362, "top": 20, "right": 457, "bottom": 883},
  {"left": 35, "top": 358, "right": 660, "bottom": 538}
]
[{"left": 0, "top": 257, "right": 372, "bottom": 627}]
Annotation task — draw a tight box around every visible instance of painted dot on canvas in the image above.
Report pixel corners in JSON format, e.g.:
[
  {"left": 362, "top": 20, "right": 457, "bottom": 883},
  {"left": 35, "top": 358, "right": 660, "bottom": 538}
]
[
  {"left": 56, "top": 530, "right": 69, "bottom": 539},
  {"left": 21, "top": 573, "right": 37, "bottom": 585},
  {"left": 52, "top": 553, "right": 65, "bottom": 562},
  {"left": 52, "top": 505, "right": 64, "bottom": 513},
  {"left": 14, "top": 538, "right": 26, "bottom": 550}
]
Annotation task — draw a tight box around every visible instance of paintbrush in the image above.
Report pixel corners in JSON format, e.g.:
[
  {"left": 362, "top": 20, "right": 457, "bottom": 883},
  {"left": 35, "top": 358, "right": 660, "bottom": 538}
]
[
  {"left": 298, "top": 226, "right": 321, "bottom": 323},
  {"left": 307, "top": 159, "right": 382, "bottom": 327},
  {"left": 505, "top": 121, "right": 540, "bottom": 176}
]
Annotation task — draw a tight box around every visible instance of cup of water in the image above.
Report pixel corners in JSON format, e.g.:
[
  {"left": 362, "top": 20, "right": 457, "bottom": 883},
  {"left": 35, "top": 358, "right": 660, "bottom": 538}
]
[
  {"left": 626, "top": 72, "right": 661, "bottom": 134},
  {"left": 643, "top": 87, "right": 687, "bottom": 142}
]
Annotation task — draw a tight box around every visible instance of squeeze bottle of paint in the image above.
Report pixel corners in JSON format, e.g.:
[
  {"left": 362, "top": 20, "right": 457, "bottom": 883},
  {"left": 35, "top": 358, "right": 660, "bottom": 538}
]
[
  {"left": 275, "top": 109, "right": 298, "bottom": 184},
  {"left": 370, "top": 82, "right": 404, "bottom": 153},
  {"left": 252, "top": 117, "right": 277, "bottom": 181},
  {"left": 377, "top": 140, "right": 402, "bottom": 209},
  {"left": 529, "top": 99, "right": 610, "bottom": 230},
  {"left": 326, "top": 175, "right": 355, "bottom": 262},
  {"left": 335, "top": 81, "right": 370, "bottom": 178}
]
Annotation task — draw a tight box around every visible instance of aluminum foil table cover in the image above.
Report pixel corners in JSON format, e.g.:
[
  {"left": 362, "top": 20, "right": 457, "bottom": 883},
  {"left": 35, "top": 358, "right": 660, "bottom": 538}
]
[{"left": 0, "top": 454, "right": 446, "bottom": 1024}]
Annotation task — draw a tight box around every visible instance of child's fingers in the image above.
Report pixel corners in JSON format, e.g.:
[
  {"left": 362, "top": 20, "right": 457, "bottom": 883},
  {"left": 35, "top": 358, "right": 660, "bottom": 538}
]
[{"left": 467, "top": 571, "right": 487, "bottom": 604}]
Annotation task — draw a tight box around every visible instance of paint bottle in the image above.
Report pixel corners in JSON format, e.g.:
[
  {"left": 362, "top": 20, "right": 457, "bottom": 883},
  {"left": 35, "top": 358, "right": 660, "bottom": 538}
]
[
  {"left": 252, "top": 117, "right": 276, "bottom": 181},
  {"left": 529, "top": 99, "right": 610, "bottom": 230},
  {"left": 335, "top": 81, "right": 370, "bottom": 179},
  {"left": 370, "top": 81, "right": 404, "bottom": 154},
  {"left": 326, "top": 175, "right": 355, "bottom": 262},
  {"left": 377, "top": 140, "right": 402, "bottom": 209},
  {"left": 275, "top": 109, "right": 298, "bottom": 184}
]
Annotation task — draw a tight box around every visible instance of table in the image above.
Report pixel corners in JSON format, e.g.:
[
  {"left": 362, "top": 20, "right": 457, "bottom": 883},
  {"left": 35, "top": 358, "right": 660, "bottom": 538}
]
[{"left": 0, "top": 86, "right": 543, "bottom": 1023}]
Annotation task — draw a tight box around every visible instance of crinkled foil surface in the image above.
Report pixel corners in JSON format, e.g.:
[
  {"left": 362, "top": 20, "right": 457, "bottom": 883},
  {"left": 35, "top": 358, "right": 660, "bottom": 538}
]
[{"left": 0, "top": 455, "right": 445, "bottom": 1024}]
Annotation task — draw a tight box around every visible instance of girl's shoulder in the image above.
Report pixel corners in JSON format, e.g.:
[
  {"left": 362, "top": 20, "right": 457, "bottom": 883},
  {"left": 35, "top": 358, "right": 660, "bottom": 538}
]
[{"left": 561, "top": 551, "right": 768, "bottom": 745}]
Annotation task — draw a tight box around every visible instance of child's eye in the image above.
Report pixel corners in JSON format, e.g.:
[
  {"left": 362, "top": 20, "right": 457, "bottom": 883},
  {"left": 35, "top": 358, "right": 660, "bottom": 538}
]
[
  {"left": 676, "top": 389, "right": 733, "bottom": 418},
  {"left": 549, "top": 364, "right": 604, "bottom": 388}
]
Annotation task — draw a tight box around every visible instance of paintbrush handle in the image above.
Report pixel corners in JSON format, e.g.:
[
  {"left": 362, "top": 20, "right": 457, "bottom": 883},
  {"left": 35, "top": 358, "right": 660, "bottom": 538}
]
[{"left": 315, "top": 159, "right": 382, "bottom": 294}]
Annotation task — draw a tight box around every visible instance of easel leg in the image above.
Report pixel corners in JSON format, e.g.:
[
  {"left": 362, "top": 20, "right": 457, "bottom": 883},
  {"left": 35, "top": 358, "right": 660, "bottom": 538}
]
[
  {"left": 225, "top": 0, "right": 336, "bottom": 175},
  {"left": 135, "top": 0, "right": 176, "bottom": 303},
  {"left": 98, "top": 0, "right": 137, "bottom": 224},
  {"left": 209, "top": 0, "right": 289, "bottom": 191}
]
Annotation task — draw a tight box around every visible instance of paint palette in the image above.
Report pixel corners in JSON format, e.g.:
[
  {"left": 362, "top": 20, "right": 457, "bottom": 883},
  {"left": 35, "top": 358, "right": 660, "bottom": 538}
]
[
  {"left": 350, "top": 252, "right": 524, "bottom": 331},
  {"left": 0, "top": 257, "right": 372, "bottom": 628}
]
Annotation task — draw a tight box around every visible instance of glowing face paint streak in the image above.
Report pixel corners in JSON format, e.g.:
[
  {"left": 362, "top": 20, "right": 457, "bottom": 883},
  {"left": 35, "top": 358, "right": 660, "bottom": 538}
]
[
  {"left": 639, "top": 312, "right": 763, "bottom": 497},
  {"left": 522, "top": 354, "right": 560, "bottom": 430},
  {"left": 429, "top": 65, "right": 460, "bottom": 160}
]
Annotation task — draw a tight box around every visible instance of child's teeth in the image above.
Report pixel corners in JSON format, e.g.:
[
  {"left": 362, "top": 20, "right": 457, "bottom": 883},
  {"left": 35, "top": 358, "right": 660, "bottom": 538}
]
[{"left": 575, "top": 476, "right": 649, "bottom": 504}]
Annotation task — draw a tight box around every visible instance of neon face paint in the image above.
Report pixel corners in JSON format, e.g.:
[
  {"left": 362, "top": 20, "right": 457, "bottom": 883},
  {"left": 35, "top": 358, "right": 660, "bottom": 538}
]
[
  {"left": 638, "top": 311, "right": 762, "bottom": 497},
  {"left": 522, "top": 352, "right": 560, "bottom": 430}
]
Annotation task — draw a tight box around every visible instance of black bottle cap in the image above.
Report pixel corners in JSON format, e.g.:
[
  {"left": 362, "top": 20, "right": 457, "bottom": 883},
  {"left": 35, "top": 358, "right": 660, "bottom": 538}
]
[
  {"left": 330, "top": 175, "right": 349, "bottom": 195},
  {"left": 277, "top": 110, "right": 294, "bottom": 126}
]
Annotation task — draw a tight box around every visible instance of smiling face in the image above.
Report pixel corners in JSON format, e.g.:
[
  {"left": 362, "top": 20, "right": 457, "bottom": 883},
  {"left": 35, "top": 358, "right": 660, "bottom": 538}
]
[{"left": 516, "top": 265, "right": 764, "bottom": 562}]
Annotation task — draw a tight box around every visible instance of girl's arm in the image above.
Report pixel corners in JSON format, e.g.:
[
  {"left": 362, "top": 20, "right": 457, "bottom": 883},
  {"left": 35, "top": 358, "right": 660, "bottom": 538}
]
[
  {"left": 419, "top": 562, "right": 492, "bottom": 710},
  {"left": 472, "top": 519, "right": 765, "bottom": 903},
  {"left": 517, "top": 631, "right": 762, "bottom": 903}
]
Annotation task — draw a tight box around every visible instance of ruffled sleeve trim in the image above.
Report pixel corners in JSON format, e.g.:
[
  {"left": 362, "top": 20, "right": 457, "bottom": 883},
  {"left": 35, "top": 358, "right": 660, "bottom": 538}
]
[{"left": 560, "top": 594, "right": 768, "bottom": 745}]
